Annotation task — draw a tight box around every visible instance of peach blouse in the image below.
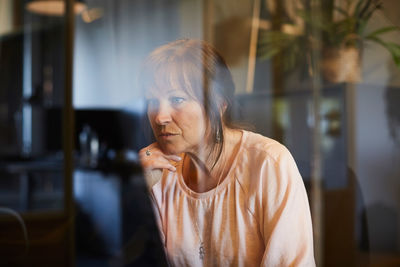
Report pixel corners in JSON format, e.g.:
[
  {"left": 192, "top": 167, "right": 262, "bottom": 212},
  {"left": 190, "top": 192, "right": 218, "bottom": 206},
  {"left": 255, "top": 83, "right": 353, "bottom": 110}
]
[{"left": 150, "top": 130, "right": 315, "bottom": 266}]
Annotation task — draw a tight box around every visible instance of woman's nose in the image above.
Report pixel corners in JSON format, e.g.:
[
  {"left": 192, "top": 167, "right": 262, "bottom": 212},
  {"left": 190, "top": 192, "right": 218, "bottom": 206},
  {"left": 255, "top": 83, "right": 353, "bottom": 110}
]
[{"left": 154, "top": 103, "right": 172, "bottom": 125}]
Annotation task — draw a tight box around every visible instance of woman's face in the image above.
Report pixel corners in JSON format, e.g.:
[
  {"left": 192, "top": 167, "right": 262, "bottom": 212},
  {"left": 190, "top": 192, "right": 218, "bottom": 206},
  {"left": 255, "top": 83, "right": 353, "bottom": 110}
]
[{"left": 146, "top": 88, "right": 210, "bottom": 156}]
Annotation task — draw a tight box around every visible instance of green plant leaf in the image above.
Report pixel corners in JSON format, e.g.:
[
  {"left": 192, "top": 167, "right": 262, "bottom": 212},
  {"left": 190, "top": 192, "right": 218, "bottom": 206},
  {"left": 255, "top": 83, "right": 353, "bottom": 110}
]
[
  {"left": 257, "top": 28, "right": 307, "bottom": 72},
  {"left": 355, "top": 0, "right": 366, "bottom": 18},
  {"left": 257, "top": 47, "right": 282, "bottom": 60},
  {"left": 297, "top": 9, "right": 331, "bottom": 32},
  {"left": 366, "top": 26, "right": 400, "bottom": 38},
  {"left": 258, "top": 31, "right": 296, "bottom": 60},
  {"left": 334, "top": 5, "right": 349, "bottom": 18},
  {"left": 362, "top": 5, "right": 378, "bottom": 22},
  {"left": 367, "top": 36, "right": 400, "bottom": 68},
  {"left": 357, "top": 19, "right": 369, "bottom": 36},
  {"left": 358, "top": 0, "right": 373, "bottom": 20}
]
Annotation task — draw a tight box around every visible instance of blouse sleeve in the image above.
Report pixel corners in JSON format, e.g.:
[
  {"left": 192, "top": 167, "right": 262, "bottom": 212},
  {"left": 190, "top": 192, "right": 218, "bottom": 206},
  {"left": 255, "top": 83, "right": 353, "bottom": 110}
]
[{"left": 259, "top": 146, "right": 315, "bottom": 266}]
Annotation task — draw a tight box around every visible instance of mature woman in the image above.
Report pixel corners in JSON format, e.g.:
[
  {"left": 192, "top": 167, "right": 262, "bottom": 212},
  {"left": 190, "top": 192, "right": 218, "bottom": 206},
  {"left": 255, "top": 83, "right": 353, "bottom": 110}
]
[{"left": 139, "top": 39, "right": 315, "bottom": 266}]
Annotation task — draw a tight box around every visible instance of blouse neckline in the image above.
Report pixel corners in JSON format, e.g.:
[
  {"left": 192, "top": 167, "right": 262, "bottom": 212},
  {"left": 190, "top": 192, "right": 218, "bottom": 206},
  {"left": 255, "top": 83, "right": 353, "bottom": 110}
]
[{"left": 176, "top": 130, "right": 247, "bottom": 200}]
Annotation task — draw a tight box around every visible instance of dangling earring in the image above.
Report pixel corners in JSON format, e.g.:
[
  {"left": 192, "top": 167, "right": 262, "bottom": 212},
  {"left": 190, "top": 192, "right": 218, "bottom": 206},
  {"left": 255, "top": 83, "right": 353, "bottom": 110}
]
[{"left": 216, "top": 128, "right": 221, "bottom": 143}]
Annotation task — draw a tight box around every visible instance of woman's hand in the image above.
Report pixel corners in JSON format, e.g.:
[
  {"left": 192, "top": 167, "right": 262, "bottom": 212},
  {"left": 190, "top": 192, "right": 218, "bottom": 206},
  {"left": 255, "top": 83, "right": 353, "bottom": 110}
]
[{"left": 139, "top": 143, "right": 182, "bottom": 189}]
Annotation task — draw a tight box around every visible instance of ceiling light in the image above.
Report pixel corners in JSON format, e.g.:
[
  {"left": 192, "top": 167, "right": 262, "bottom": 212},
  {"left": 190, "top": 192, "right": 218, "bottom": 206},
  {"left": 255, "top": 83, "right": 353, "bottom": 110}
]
[{"left": 26, "top": 0, "right": 87, "bottom": 16}]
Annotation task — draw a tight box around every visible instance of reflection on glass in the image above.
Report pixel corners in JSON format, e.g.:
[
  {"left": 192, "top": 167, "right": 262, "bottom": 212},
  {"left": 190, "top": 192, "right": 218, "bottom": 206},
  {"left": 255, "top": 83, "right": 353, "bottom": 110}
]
[
  {"left": 0, "top": 0, "right": 399, "bottom": 266},
  {"left": 0, "top": 3, "right": 66, "bottom": 212},
  {"left": 1, "top": 0, "right": 69, "bottom": 265}
]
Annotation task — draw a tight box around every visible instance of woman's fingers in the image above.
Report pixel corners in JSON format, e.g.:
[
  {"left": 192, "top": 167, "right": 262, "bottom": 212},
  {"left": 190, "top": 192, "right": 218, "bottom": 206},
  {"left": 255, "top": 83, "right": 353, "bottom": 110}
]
[
  {"left": 143, "top": 144, "right": 181, "bottom": 161},
  {"left": 165, "top": 154, "right": 182, "bottom": 162},
  {"left": 139, "top": 143, "right": 183, "bottom": 190},
  {"left": 143, "top": 158, "right": 176, "bottom": 172},
  {"left": 139, "top": 143, "right": 181, "bottom": 172}
]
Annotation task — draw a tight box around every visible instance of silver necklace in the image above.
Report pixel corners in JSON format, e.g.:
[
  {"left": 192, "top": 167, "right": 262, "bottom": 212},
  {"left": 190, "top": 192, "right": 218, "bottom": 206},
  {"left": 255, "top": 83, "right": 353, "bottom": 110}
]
[{"left": 184, "top": 153, "right": 228, "bottom": 261}]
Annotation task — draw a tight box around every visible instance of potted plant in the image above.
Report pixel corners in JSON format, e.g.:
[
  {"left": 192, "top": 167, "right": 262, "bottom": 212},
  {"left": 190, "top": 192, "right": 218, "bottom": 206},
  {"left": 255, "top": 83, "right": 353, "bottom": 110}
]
[{"left": 258, "top": 0, "right": 400, "bottom": 83}]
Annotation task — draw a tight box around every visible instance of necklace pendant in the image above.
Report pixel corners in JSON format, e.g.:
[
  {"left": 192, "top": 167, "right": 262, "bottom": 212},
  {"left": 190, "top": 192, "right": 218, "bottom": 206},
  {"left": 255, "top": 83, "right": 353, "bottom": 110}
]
[{"left": 199, "top": 242, "right": 205, "bottom": 260}]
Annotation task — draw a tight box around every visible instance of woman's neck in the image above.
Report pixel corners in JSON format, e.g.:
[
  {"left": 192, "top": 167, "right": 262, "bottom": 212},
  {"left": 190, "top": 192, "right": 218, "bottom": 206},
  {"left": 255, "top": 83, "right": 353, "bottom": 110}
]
[{"left": 183, "top": 128, "right": 242, "bottom": 193}]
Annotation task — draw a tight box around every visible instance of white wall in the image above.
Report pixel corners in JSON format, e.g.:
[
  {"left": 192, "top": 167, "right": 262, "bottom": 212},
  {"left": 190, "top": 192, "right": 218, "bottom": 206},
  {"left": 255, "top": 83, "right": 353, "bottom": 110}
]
[{"left": 73, "top": 0, "right": 180, "bottom": 109}]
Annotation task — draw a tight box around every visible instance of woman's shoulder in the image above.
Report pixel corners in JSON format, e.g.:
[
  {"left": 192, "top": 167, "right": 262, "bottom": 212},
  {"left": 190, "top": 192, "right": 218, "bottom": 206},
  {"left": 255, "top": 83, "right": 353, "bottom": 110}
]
[
  {"left": 241, "top": 130, "right": 292, "bottom": 164},
  {"left": 237, "top": 131, "right": 302, "bottom": 205}
]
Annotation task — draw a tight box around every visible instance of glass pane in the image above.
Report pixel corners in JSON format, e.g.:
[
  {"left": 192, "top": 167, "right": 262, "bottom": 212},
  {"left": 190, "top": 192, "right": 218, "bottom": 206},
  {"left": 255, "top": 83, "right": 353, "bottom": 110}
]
[
  {"left": 3, "top": 0, "right": 398, "bottom": 266},
  {"left": 72, "top": 0, "right": 173, "bottom": 265},
  {"left": 0, "top": 0, "right": 70, "bottom": 266},
  {"left": 71, "top": 0, "right": 400, "bottom": 266},
  {"left": 0, "top": 0, "right": 65, "bottom": 213}
]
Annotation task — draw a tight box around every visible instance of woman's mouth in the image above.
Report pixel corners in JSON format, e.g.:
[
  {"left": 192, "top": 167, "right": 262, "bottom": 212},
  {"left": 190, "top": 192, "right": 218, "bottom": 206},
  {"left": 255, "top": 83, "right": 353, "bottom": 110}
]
[{"left": 159, "top": 133, "right": 178, "bottom": 139}]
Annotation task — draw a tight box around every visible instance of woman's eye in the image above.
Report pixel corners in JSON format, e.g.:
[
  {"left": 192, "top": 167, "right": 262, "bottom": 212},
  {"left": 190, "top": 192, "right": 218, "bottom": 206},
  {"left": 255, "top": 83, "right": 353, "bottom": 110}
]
[{"left": 170, "top": 97, "right": 185, "bottom": 105}]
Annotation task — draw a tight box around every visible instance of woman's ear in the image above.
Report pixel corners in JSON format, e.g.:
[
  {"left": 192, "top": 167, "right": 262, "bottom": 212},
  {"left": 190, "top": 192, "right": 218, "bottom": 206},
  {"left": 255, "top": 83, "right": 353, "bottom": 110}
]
[{"left": 220, "top": 102, "right": 227, "bottom": 117}]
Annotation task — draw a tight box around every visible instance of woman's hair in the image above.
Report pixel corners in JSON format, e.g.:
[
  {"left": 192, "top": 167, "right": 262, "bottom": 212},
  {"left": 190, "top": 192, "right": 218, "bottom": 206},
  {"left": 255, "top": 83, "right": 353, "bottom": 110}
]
[{"left": 139, "top": 39, "right": 236, "bottom": 169}]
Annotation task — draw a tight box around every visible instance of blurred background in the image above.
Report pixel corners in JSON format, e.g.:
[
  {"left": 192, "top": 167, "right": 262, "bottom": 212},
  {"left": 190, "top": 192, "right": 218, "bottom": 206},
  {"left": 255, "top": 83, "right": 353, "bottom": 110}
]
[{"left": 1, "top": 0, "right": 400, "bottom": 266}]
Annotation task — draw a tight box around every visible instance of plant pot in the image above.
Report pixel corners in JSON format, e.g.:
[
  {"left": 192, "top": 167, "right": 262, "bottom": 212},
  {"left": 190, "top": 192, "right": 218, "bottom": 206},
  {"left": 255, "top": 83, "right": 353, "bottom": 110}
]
[{"left": 321, "top": 47, "right": 361, "bottom": 83}]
